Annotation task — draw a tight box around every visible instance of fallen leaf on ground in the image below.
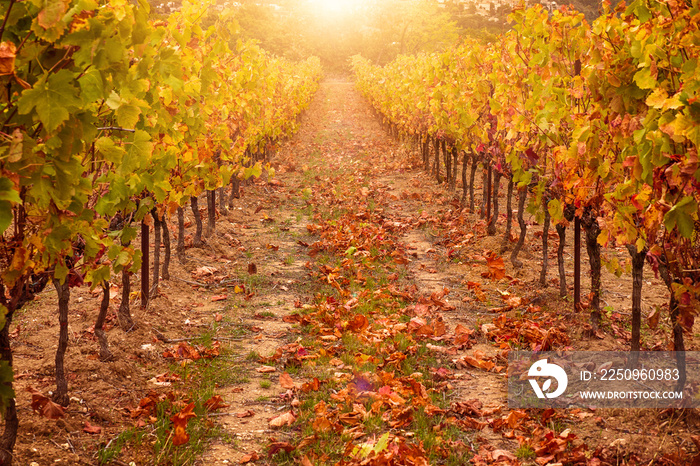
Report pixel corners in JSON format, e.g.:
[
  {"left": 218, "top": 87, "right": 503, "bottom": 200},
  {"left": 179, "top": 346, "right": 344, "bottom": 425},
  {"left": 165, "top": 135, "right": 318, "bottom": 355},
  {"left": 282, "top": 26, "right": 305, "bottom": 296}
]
[
  {"left": 192, "top": 266, "right": 217, "bottom": 278},
  {"left": 83, "top": 421, "right": 102, "bottom": 434},
  {"left": 280, "top": 372, "right": 299, "bottom": 390},
  {"left": 301, "top": 377, "right": 321, "bottom": 392},
  {"left": 505, "top": 410, "right": 528, "bottom": 429},
  {"left": 492, "top": 449, "right": 517, "bottom": 462},
  {"left": 171, "top": 402, "right": 196, "bottom": 446},
  {"left": 270, "top": 411, "right": 296, "bottom": 427},
  {"left": 647, "top": 307, "right": 660, "bottom": 329},
  {"left": 347, "top": 314, "right": 369, "bottom": 332},
  {"left": 457, "top": 355, "right": 495, "bottom": 371},
  {"left": 26, "top": 386, "right": 65, "bottom": 419},
  {"left": 239, "top": 451, "right": 259, "bottom": 463},
  {"left": 483, "top": 251, "right": 506, "bottom": 280},
  {"left": 256, "top": 365, "right": 276, "bottom": 373},
  {"left": 426, "top": 343, "right": 456, "bottom": 355},
  {"left": 268, "top": 441, "right": 295, "bottom": 457},
  {"left": 204, "top": 395, "right": 229, "bottom": 411}
]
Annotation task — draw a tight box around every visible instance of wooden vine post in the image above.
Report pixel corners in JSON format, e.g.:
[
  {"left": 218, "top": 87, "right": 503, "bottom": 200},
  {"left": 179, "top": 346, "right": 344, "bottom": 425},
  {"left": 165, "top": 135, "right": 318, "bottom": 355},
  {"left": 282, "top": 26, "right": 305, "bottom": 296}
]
[
  {"left": 141, "top": 219, "right": 149, "bottom": 309},
  {"left": 573, "top": 216, "right": 581, "bottom": 311},
  {"left": 486, "top": 165, "right": 492, "bottom": 226}
]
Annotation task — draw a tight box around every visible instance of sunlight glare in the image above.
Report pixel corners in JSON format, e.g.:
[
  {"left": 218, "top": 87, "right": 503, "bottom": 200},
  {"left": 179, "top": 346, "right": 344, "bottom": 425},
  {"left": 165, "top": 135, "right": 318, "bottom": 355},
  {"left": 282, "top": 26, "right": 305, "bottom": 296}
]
[{"left": 310, "top": 0, "right": 361, "bottom": 17}]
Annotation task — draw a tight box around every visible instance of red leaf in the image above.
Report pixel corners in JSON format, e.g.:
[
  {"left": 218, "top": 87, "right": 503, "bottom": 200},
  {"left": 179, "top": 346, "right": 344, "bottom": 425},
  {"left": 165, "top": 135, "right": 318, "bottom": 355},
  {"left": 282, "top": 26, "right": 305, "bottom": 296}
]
[
  {"left": 83, "top": 421, "right": 102, "bottom": 434},
  {"left": 171, "top": 402, "right": 196, "bottom": 446},
  {"left": 44, "top": 401, "right": 66, "bottom": 419},
  {"left": 301, "top": 377, "right": 320, "bottom": 393},
  {"left": 204, "top": 395, "right": 229, "bottom": 411},
  {"left": 26, "top": 386, "right": 65, "bottom": 419}
]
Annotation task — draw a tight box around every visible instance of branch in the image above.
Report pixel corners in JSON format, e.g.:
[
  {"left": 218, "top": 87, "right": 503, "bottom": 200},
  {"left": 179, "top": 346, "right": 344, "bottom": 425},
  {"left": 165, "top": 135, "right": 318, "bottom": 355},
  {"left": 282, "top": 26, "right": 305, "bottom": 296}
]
[
  {"left": 0, "top": 0, "right": 17, "bottom": 43},
  {"left": 97, "top": 126, "right": 136, "bottom": 133},
  {"left": 172, "top": 276, "right": 208, "bottom": 287}
]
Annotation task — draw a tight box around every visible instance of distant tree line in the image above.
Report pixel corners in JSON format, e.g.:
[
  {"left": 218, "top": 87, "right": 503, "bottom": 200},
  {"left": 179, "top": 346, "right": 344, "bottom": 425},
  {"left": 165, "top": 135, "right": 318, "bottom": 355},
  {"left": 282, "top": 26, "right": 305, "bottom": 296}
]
[{"left": 148, "top": 0, "right": 609, "bottom": 71}]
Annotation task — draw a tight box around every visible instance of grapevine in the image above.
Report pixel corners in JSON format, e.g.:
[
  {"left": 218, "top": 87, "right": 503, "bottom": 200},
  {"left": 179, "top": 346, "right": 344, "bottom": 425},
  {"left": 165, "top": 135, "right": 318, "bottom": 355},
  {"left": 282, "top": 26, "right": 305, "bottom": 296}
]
[
  {"left": 0, "top": 0, "right": 321, "bottom": 460},
  {"left": 352, "top": 0, "right": 699, "bottom": 381}
]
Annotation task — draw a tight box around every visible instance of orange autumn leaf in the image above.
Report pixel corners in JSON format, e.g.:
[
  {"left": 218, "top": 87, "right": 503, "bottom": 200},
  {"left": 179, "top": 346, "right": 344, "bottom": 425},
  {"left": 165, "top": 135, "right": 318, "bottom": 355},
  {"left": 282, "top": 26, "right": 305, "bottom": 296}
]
[
  {"left": 312, "top": 417, "right": 333, "bottom": 433},
  {"left": 268, "top": 441, "right": 295, "bottom": 456},
  {"left": 280, "top": 372, "right": 299, "bottom": 390},
  {"left": 240, "top": 451, "right": 260, "bottom": 463},
  {"left": 492, "top": 449, "right": 518, "bottom": 462},
  {"left": 301, "top": 377, "right": 320, "bottom": 393},
  {"left": 192, "top": 266, "right": 217, "bottom": 278},
  {"left": 647, "top": 307, "right": 660, "bottom": 329},
  {"left": 433, "top": 318, "right": 446, "bottom": 337},
  {"left": 347, "top": 314, "right": 369, "bottom": 332},
  {"left": 201, "top": 342, "right": 221, "bottom": 358},
  {"left": 171, "top": 402, "right": 196, "bottom": 446},
  {"left": 483, "top": 251, "right": 506, "bottom": 280},
  {"left": 204, "top": 395, "right": 229, "bottom": 411},
  {"left": 504, "top": 295, "right": 523, "bottom": 307},
  {"left": 269, "top": 411, "right": 296, "bottom": 428},
  {"left": 163, "top": 341, "right": 200, "bottom": 360},
  {"left": 460, "top": 355, "right": 495, "bottom": 371},
  {"left": 465, "top": 281, "right": 482, "bottom": 291},
  {"left": 453, "top": 324, "right": 474, "bottom": 347},
  {"left": 506, "top": 410, "right": 528, "bottom": 429}
]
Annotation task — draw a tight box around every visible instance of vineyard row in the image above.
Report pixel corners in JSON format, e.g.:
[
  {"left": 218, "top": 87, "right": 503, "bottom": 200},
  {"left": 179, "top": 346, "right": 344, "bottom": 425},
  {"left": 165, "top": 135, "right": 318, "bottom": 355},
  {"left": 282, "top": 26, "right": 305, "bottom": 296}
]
[
  {"left": 351, "top": 0, "right": 699, "bottom": 388},
  {"left": 0, "top": 0, "right": 322, "bottom": 461}
]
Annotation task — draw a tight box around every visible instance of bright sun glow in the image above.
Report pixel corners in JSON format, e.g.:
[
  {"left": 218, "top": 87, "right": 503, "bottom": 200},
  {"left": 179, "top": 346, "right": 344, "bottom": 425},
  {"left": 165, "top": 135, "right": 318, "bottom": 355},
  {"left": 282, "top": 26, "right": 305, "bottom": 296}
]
[{"left": 309, "top": 0, "right": 361, "bottom": 17}]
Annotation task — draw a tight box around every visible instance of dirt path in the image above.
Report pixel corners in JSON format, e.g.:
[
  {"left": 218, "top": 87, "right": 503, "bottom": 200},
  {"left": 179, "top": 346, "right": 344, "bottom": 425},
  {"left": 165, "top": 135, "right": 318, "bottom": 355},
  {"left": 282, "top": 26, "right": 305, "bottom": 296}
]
[{"left": 201, "top": 80, "right": 410, "bottom": 464}]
